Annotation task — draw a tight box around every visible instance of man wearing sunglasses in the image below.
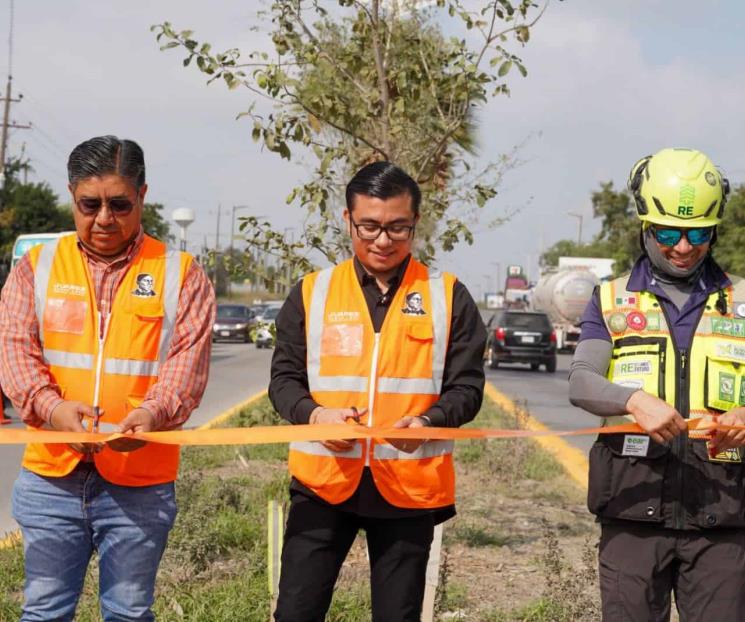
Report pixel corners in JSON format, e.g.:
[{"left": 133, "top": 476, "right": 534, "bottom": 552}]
[
  {"left": 269, "top": 162, "right": 486, "bottom": 621},
  {"left": 0, "top": 135, "right": 215, "bottom": 621},
  {"left": 569, "top": 148, "right": 745, "bottom": 620}
]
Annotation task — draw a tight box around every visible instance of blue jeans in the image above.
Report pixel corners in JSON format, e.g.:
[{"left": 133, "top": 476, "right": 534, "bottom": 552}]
[{"left": 12, "top": 464, "right": 177, "bottom": 622}]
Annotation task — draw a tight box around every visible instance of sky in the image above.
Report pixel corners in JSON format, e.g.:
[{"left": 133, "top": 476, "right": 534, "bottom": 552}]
[{"left": 5, "top": 0, "right": 745, "bottom": 299}]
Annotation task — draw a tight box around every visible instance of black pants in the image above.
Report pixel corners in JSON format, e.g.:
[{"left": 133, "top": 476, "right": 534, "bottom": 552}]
[
  {"left": 274, "top": 493, "right": 435, "bottom": 622},
  {"left": 599, "top": 522, "right": 745, "bottom": 621}
]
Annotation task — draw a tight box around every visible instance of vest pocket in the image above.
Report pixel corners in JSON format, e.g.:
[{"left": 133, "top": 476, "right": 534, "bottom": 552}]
[
  {"left": 687, "top": 440, "right": 745, "bottom": 528},
  {"left": 704, "top": 355, "right": 745, "bottom": 411},
  {"left": 609, "top": 336, "right": 667, "bottom": 400},
  {"left": 588, "top": 433, "right": 669, "bottom": 522}
]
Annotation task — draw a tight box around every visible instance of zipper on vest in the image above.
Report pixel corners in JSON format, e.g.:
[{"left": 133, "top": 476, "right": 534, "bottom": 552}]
[
  {"left": 92, "top": 311, "right": 111, "bottom": 412},
  {"left": 365, "top": 333, "right": 381, "bottom": 467}
]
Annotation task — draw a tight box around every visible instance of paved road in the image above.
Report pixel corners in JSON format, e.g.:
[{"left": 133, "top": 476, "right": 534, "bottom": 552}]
[
  {"left": 484, "top": 352, "right": 600, "bottom": 454},
  {"left": 0, "top": 341, "right": 272, "bottom": 538}
]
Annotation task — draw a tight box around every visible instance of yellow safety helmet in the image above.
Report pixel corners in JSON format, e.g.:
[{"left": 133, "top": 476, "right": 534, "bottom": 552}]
[{"left": 628, "top": 148, "right": 730, "bottom": 227}]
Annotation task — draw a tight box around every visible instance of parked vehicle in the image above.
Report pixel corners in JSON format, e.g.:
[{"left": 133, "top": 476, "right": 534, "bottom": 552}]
[
  {"left": 532, "top": 268, "right": 598, "bottom": 352},
  {"left": 212, "top": 304, "right": 257, "bottom": 343},
  {"left": 484, "top": 309, "right": 557, "bottom": 372},
  {"left": 11, "top": 232, "right": 75, "bottom": 268},
  {"left": 254, "top": 306, "right": 281, "bottom": 349}
]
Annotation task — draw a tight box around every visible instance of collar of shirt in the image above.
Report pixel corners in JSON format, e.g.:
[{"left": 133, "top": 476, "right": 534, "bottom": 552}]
[
  {"left": 626, "top": 255, "right": 730, "bottom": 299},
  {"left": 353, "top": 254, "right": 411, "bottom": 295},
  {"left": 76, "top": 227, "right": 145, "bottom": 268}
]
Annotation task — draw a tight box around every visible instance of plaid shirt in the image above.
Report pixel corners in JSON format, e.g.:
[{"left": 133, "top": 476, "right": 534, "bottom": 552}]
[{"left": 0, "top": 229, "right": 215, "bottom": 430}]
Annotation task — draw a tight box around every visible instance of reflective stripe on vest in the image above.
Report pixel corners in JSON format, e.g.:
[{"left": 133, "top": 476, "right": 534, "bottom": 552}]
[
  {"left": 43, "top": 349, "right": 94, "bottom": 370},
  {"left": 306, "top": 267, "right": 448, "bottom": 395},
  {"left": 34, "top": 237, "right": 61, "bottom": 345},
  {"left": 374, "top": 439, "right": 454, "bottom": 461},
  {"left": 289, "top": 441, "right": 363, "bottom": 459},
  {"left": 105, "top": 358, "right": 160, "bottom": 377}
]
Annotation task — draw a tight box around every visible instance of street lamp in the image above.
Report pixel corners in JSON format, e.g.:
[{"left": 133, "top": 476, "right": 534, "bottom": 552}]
[
  {"left": 172, "top": 208, "right": 195, "bottom": 252},
  {"left": 568, "top": 211, "right": 583, "bottom": 245}
]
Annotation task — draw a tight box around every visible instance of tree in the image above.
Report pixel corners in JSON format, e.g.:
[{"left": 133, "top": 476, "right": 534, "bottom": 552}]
[
  {"left": 0, "top": 159, "right": 74, "bottom": 264},
  {"left": 541, "top": 182, "right": 638, "bottom": 276},
  {"left": 141, "top": 202, "right": 174, "bottom": 243},
  {"left": 712, "top": 184, "right": 745, "bottom": 274},
  {"left": 153, "top": 0, "right": 555, "bottom": 285}
]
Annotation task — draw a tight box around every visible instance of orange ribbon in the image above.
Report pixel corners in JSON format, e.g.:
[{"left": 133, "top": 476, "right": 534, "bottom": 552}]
[{"left": 0, "top": 418, "right": 738, "bottom": 446}]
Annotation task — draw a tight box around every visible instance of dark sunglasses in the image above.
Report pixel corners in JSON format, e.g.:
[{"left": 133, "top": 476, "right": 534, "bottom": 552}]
[
  {"left": 651, "top": 226, "right": 713, "bottom": 247},
  {"left": 76, "top": 197, "right": 135, "bottom": 216}
]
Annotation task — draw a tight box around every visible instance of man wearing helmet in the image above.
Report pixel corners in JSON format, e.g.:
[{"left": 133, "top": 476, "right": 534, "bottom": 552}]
[{"left": 569, "top": 148, "right": 745, "bottom": 620}]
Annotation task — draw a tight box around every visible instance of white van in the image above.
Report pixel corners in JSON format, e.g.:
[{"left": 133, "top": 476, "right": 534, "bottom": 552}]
[{"left": 11, "top": 232, "right": 75, "bottom": 268}]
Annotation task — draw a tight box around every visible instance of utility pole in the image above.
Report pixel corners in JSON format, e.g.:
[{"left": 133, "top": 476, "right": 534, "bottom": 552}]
[
  {"left": 568, "top": 211, "right": 583, "bottom": 245},
  {"left": 1, "top": 0, "right": 31, "bottom": 201}
]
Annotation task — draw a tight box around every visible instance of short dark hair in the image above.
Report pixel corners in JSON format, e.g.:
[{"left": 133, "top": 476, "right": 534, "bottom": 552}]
[
  {"left": 345, "top": 161, "right": 421, "bottom": 216},
  {"left": 67, "top": 135, "right": 146, "bottom": 190}
]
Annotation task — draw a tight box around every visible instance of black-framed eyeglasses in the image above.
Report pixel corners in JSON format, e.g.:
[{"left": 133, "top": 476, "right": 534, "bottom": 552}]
[
  {"left": 350, "top": 218, "right": 415, "bottom": 241},
  {"left": 75, "top": 197, "right": 136, "bottom": 217}
]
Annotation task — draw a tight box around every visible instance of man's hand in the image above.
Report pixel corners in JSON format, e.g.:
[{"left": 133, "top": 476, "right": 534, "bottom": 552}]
[
  {"left": 625, "top": 390, "right": 687, "bottom": 444},
  {"left": 309, "top": 407, "right": 365, "bottom": 452},
  {"left": 385, "top": 415, "right": 430, "bottom": 454},
  {"left": 708, "top": 407, "right": 745, "bottom": 456},
  {"left": 109, "top": 408, "right": 155, "bottom": 453},
  {"left": 49, "top": 400, "right": 104, "bottom": 455}
]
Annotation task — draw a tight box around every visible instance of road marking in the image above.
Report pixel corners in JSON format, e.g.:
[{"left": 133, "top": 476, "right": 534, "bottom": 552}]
[
  {"left": 485, "top": 381, "right": 589, "bottom": 490},
  {"left": 0, "top": 390, "right": 270, "bottom": 550},
  {"left": 198, "top": 389, "right": 268, "bottom": 430}
]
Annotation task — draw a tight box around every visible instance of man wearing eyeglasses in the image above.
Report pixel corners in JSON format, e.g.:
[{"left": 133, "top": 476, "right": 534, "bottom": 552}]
[
  {"left": 269, "top": 161, "right": 486, "bottom": 621},
  {"left": 0, "top": 135, "right": 215, "bottom": 621},
  {"left": 569, "top": 148, "right": 745, "bottom": 620}
]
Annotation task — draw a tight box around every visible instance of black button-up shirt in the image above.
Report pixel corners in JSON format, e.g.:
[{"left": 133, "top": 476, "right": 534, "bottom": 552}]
[{"left": 269, "top": 255, "right": 486, "bottom": 519}]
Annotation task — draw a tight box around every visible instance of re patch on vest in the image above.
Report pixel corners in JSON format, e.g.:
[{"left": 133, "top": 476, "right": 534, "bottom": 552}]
[
  {"left": 711, "top": 317, "right": 745, "bottom": 338},
  {"left": 613, "top": 360, "right": 652, "bottom": 376},
  {"left": 622, "top": 435, "right": 650, "bottom": 457}
]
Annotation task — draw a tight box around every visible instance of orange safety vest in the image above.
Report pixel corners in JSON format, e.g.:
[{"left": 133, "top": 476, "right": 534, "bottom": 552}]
[
  {"left": 289, "top": 258, "right": 456, "bottom": 508},
  {"left": 23, "top": 233, "right": 192, "bottom": 486}
]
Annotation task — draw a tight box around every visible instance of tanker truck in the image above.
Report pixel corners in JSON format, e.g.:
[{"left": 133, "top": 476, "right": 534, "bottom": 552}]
[{"left": 532, "top": 268, "right": 599, "bottom": 351}]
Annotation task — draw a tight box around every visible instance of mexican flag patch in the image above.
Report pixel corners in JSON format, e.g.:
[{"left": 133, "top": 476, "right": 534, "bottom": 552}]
[{"left": 615, "top": 295, "right": 636, "bottom": 306}]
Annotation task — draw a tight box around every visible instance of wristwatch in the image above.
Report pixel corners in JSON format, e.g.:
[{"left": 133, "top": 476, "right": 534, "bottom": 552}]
[{"left": 418, "top": 415, "right": 432, "bottom": 427}]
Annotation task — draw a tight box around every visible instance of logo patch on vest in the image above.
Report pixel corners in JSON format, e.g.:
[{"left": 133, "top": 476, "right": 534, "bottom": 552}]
[
  {"left": 706, "top": 444, "right": 744, "bottom": 463},
  {"left": 132, "top": 273, "right": 157, "bottom": 297},
  {"left": 622, "top": 435, "right": 650, "bottom": 457},
  {"left": 646, "top": 312, "right": 661, "bottom": 331},
  {"left": 402, "top": 292, "right": 426, "bottom": 316},
  {"left": 712, "top": 317, "right": 745, "bottom": 338},
  {"left": 615, "top": 295, "right": 636, "bottom": 306},
  {"left": 626, "top": 311, "right": 647, "bottom": 331},
  {"left": 715, "top": 342, "right": 745, "bottom": 362},
  {"left": 608, "top": 313, "right": 627, "bottom": 333},
  {"left": 719, "top": 372, "right": 736, "bottom": 403},
  {"left": 613, "top": 361, "right": 652, "bottom": 376},
  {"left": 52, "top": 283, "right": 86, "bottom": 297},
  {"left": 327, "top": 311, "right": 361, "bottom": 323}
]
